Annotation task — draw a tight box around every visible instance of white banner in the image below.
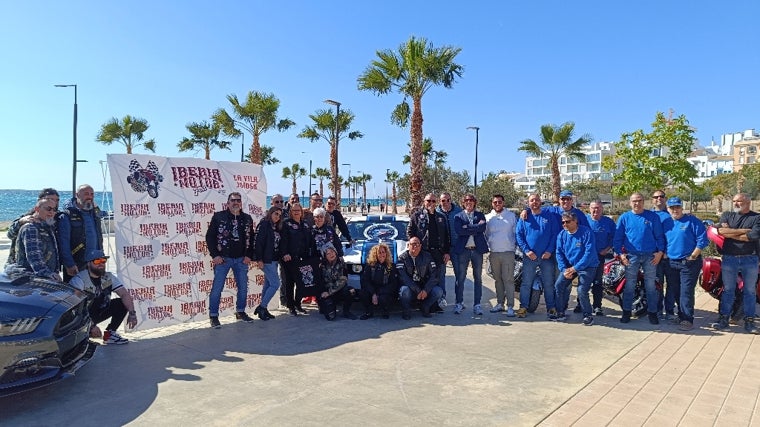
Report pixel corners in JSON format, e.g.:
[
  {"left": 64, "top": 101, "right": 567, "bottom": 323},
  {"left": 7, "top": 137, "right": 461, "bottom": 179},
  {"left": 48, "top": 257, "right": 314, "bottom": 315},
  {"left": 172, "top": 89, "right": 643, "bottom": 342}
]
[{"left": 107, "top": 154, "right": 267, "bottom": 331}]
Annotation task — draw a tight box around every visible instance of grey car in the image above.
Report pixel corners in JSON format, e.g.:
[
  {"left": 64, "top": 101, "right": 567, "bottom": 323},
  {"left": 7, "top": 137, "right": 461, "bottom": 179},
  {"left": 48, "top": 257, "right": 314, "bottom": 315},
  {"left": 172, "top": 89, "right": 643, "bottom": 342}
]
[{"left": 0, "top": 271, "right": 96, "bottom": 397}]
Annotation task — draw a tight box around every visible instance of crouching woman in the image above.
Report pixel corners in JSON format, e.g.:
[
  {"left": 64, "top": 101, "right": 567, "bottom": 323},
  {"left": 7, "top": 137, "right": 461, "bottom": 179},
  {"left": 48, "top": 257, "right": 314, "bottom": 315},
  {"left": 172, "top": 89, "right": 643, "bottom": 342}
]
[
  {"left": 318, "top": 244, "right": 357, "bottom": 320},
  {"left": 359, "top": 243, "right": 399, "bottom": 319}
]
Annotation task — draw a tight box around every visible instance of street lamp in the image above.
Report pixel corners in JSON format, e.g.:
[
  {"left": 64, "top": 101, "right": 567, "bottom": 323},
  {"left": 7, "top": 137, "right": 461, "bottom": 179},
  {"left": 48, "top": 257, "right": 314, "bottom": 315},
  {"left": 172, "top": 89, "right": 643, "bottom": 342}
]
[
  {"left": 467, "top": 126, "right": 480, "bottom": 199},
  {"left": 55, "top": 84, "right": 78, "bottom": 195},
  {"left": 240, "top": 133, "right": 245, "bottom": 162},
  {"left": 342, "top": 162, "right": 351, "bottom": 209},
  {"left": 325, "top": 99, "right": 341, "bottom": 200},
  {"left": 385, "top": 168, "right": 390, "bottom": 213},
  {"left": 356, "top": 170, "right": 363, "bottom": 213},
  {"left": 301, "top": 151, "right": 312, "bottom": 196}
]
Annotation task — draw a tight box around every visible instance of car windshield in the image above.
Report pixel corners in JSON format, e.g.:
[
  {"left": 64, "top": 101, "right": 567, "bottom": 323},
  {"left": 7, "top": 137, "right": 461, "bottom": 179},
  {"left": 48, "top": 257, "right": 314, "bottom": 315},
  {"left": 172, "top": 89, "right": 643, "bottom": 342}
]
[{"left": 345, "top": 220, "right": 408, "bottom": 242}]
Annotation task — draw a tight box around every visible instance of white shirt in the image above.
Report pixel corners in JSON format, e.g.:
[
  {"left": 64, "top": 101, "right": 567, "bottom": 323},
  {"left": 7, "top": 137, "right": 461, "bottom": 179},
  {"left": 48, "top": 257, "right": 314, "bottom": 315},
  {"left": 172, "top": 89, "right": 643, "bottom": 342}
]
[{"left": 485, "top": 209, "right": 517, "bottom": 252}]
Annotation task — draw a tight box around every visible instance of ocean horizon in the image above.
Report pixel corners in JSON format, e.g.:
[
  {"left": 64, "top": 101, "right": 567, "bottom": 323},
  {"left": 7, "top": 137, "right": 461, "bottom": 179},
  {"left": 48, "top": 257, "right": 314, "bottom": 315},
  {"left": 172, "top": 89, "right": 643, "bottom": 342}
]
[{"left": 0, "top": 189, "right": 404, "bottom": 222}]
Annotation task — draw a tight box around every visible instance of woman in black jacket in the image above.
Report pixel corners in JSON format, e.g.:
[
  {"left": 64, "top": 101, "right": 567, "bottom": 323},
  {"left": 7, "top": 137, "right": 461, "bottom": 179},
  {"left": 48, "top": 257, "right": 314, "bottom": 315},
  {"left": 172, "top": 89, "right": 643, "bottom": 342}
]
[
  {"left": 253, "top": 206, "right": 283, "bottom": 320},
  {"left": 359, "top": 243, "right": 399, "bottom": 319},
  {"left": 279, "top": 203, "right": 316, "bottom": 315}
]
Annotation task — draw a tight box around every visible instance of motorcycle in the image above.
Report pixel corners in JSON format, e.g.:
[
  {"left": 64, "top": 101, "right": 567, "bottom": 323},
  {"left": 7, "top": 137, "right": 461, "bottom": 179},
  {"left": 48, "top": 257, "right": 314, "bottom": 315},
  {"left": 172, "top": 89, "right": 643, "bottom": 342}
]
[
  {"left": 601, "top": 256, "right": 662, "bottom": 317},
  {"left": 700, "top": 223, "right": 760, "bottom": 321}
]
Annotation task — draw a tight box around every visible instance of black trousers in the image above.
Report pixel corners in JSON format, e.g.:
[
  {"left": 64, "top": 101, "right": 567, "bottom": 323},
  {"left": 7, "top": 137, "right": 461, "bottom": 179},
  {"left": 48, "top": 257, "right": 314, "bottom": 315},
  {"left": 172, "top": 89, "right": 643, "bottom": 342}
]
[
  {"left": 319, "top": 287, "right": 354, "bottom": 315},
  {"left": 90, "top": 298, "right": 127, "bottom": 331},
  {"left": 359, "top": 288, "right": 396, "bottom": 313}
]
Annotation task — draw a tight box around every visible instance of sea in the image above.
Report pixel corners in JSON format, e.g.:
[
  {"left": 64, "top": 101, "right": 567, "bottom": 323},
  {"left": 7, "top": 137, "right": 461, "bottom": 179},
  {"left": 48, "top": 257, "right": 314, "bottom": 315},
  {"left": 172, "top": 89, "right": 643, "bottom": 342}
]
[{"left": 0, "top": 189, "right": 403, "bottom": 222}]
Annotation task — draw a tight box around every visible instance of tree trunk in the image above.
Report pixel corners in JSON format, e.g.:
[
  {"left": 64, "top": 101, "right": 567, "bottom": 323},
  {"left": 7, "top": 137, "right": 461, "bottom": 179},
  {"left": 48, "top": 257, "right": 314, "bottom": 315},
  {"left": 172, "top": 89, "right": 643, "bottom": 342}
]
[
  {"left": 409, "top": 97, "right": 424, "bottom": 208},
  {"left": 291, "top": 177, "right": 297, "bottom": 195},
  {"left": 331, "top": 133, "right": 340, "bottom": 203},
  {"left": 251, "top": 132, "right": 262, "bottom": 165},
  {"left": 551, "top": 158, "right": 561, "bottom": 204},
  {"left": 392, "top": 183, "right": 398, "bottom": 214}
]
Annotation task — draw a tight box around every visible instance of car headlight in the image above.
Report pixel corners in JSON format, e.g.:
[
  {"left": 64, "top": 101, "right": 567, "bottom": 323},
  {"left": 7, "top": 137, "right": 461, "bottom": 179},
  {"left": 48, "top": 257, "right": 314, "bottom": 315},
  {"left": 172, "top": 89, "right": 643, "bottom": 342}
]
[
  {"left": 0, "top": 317, "right": 45, "bottom": 337},
  {"left": 351, "top": 264, "right": 363, "bottom": 273}
]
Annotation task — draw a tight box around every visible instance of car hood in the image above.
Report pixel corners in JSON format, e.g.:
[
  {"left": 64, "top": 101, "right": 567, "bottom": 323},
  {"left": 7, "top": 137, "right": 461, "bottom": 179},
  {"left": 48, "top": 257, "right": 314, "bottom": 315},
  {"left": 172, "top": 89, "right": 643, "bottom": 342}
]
[
  {"left": 0, "top": 273, "right": 82, "bottom": 321},
  {"left": 344, "top": 239, "right": 408, "bottom": 266}
]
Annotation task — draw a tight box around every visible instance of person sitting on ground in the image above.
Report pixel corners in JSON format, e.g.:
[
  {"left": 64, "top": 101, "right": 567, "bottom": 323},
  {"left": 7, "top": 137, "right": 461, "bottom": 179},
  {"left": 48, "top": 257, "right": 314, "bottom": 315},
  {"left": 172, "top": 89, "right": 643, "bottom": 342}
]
[
  {"left": 7, "top": 188, "right": 60, "bottom": 265},
  {"left": 318, "top": 244, "right": 357, "bottom": 320},
  {"left": 396, "top": 236, "right": 443, "bottom": 320},
  {"left": 11, "top": 197, "right": 62, "bottom": 282},
  {"left": 69, "top": 250, "right": 138, "bottom": 345},
  {"left": 359, "top": 243, "right": 399, "bottom": 320}
]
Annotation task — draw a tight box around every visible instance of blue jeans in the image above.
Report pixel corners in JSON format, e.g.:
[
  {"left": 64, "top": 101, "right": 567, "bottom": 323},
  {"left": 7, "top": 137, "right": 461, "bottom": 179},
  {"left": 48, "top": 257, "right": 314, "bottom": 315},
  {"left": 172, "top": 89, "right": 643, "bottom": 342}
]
[
  {"left": 520, "top": 256, "right": 555, "bottom": 311},
  {"left": 556, "top": 267, "right": 596, "bottom": 316},
  {"left": 720, "top": 255, "right": 758, "bottom": 318},
  {"left": 664, "top": 257, "right": 701, "bottom": 322},
  {"left": 455, "top": 249, "right": 483, "bottom": 306},
  {"left": 622, "top": 253, "right": 658, "bottom": 314},
  {"left": 260, "top": 262, "right": 281, "bottom": 308},
  {"left": 209, "top": 256, "right": 249, "bottom": 316},
  {"left": 399, "top": 285, "right": 444, "bottom": 312}
]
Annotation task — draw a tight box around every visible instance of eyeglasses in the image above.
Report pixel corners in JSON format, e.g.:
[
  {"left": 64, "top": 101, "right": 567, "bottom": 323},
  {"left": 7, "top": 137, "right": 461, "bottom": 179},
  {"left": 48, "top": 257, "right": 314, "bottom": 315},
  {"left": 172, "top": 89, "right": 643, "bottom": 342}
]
[
  {"left": 424, "top": 199, "right": 436, "bottom": 203},
  {"left": 229, "top": 198, "right": 242, "bottom": 202},
  {"left": 440, "top": 199, "right": 450, "bottom": 202},
  {"left": 272, "top": 200, "right": 283, "bottom": 204},
  {"left": 492, "top": 200, "right": 503, "bottom": 204},
  {"left": 561, "top": 220, "right": 575, "bottom": 224},
  {"left": 652, "top": 195, "right": 665, "bottom": 199},
  {"left": 408, "top": 242, "right": 421, "bottom": 247},
  {"left": 92, "top": 257, "right": 108, "bottom": 265},
  {"left": 312, "top": 198, "right": 323, "bottom": 202},
  {"left": 314, "top": 215, "right": 325, "bottom": 218},
  {"left": 327, "top": 201, "right": 336, "bottom": 205},
  {"left": 560, "top": 197, "right": 572, "bottom": 201}
]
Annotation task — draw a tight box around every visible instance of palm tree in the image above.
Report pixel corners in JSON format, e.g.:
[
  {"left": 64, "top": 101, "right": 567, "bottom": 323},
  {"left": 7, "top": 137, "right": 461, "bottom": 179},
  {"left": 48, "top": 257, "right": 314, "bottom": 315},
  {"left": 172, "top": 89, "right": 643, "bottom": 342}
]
[
  {"left": 213, "top": 91, "right": 295, "bottom": 164},
  {"left": 518, "top": 122, "right": 591, "bottom": 203},
  {"left": 313, "top": 167, "right": 331, "bottom": 196},
  {"left": 349, "top": 175, "right": 363, "bottom": 209},
  {"left": 386, "top": 170, "right": 401, "bottom": 214},
  {"left": 402, "top": 137, "right": 447, "bottom": 193},
  {"left": 96, "top": 115, "right": 156, "bottom": 154},
  {"left": 343, "top": 178, "right": 353, "bottom": 210},
  {"left": 282, "top": 163, "right": 307, "bottom": 195},
  {"left": 329, "top": 174, "right": 345, "bottom": 198},
  {"left": 178, "top": 121, "right": 231, "bottom": 160},
  {"left": 297, "top": 109, "right": 363, "bottom": 202},
  {"left": 358, "top": 36, "right": 463, "bottom": 207},
  {"left": 357, "top": 173, "right": 372, "bottom": 211},
  {"left": 246, "top": 145, "right": 281, "bottom": 166}
]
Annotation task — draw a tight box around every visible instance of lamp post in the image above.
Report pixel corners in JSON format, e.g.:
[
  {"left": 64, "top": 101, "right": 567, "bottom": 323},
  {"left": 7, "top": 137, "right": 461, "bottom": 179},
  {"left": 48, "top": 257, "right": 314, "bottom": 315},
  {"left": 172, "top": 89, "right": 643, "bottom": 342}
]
[
  {"left": 55, "top": 84, "right": 78, "bottom": 195},
  {"left": 342, "top": 163, "right": 351, "bottom": 211},
  {"left": 240, "top": 133, "right": 245, "bottom": 162},
  {"left": 301, "top": 151, "right": 312, "bottom": 196},
  {"left": 467, "top": 126, "right": 480, "bottom": 199},
  {"left": 356, "top": 170, "right": 363, "bottom": 213},
  {"left": 385, "top": 168, "right": 390, "bottom": 213},
  {"left": 325, "top": 99, "right": 341, "bottom": 200}
]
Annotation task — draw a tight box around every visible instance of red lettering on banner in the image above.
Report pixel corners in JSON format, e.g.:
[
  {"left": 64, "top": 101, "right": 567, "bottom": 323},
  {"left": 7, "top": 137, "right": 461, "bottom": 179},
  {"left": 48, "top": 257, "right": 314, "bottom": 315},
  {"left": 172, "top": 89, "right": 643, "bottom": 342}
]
[
  {"left": 198, "top": 279, "right": 213, "bottom": 294},
  {"left": 120, "top": 203, "right": 150, "bottom": 217},
  {"left": 179, "top": 260, "right": 205, "bottom": 275},
  {"left": 234, "top": 175, "right": 259, "bottom": 191},
  {"left": 147, "top": 305, "right": 173, "bottom": 321},
  {"left": 191, "top": 203, "right": 217, "bottom": 215},
  {"left": 171, "top": 166, "right": 224, "bottom": 195},
  {"left": 176, "top": 222, "right": 203, "bottom": 236},
  {"left": 161, "top": 242, "right": 190, "bottom": 258},
  {"left": 128, "top": 286, "right": 156, "bottom": 301},
  {"left": 139, "top": 223, "right": 169, "bottom": 238},
  {"left": 255, "top": 274, "right": 265, "bottom": 286},
  {"left": 142, "top": 264, "right": 172, "bottom": 281},
  {"left": 247, "top": 293, "right": 262, "bottom": 308},
  {"left": 164, "top": 282, "right": 192, "bottom": 298},
  {"left": 195, "top": 240, "right": 209, "bottom": 255},
  {"left": 157, "top": 202, "right": 186, "bottom": 217},
  {"left": 248, "top": 204, "right": 264, "bottom": 216},
  {"left": 180, "top": 301, "right": 206, "bottom": 316},
  {"left": 225, "top": 276, "right": 238, "bottom": 290},
  {"left": 219, "top": 296, "right": 235, "bottom": 311},
  {"left": 123, "top": 245, "right": 154, "bottom": 261}
]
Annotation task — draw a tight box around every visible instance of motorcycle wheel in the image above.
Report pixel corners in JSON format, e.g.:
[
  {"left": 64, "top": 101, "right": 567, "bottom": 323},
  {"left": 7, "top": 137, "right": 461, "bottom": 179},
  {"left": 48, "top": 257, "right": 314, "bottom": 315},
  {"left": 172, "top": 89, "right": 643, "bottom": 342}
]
[
  {"left": 617, "top": 280, "right": 648, "bottom": 317},
  {"left": 527, "top": 288, "right": 541, "bottom": 313}
]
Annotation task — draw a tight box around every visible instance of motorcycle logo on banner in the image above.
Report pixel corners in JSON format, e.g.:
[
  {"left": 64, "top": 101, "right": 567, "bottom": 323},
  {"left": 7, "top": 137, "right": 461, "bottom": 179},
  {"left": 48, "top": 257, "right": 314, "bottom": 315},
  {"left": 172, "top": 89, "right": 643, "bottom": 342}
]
[{"left": 108, "top": 154, "right": 267, "bottom": 331}]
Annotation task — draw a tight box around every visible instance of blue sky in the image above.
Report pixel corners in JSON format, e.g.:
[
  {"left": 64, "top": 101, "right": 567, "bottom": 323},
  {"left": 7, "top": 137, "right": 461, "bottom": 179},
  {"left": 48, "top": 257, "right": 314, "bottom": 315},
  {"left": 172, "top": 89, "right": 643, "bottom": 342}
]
[{"left": 2, "top": 1, "right": 758, "bottom": 199}]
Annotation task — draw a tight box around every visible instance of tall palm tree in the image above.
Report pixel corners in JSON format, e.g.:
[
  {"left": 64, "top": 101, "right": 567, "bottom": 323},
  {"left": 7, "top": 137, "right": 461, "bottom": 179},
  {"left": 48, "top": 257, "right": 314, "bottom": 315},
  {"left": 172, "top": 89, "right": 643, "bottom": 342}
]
[
  {"left": 402, "top": 137, "right": 446, "bottom": 166},
  {"left": 281, "top": 163, "right": 306, "bottom": 195},
  {"left": 358, "top": 36, "right": 463, "bottom": 208},
  {"left": 357, "top": 173, "right": 372, "bottom": 211},
  {"left": 386, "top": 170, "right": 401, "bottom": 214},
  {"left": 518, "top": 122, "right": 591, "bottom": 203},
  {"left": 260, "top": 145, "right": 280, "bottom": 166},
  {"left": 348, "top": 175, "right": 363, "bottom": 209},
  {"left": 178, "top": 120, "right": 231, "bottom": 160},
  {"left": 329, "top": 174, "right": 345, "bottom": 198},
  {"left": 313, "top": 167, "right": 331, "bottom": 196},
  {"left": 96, "top": 115, "right": 156, "bottom": 154},
  {"left": 343, "top": 178, "right": 353, "bottom": 210},
  {"left": 213, "top": 91, "right": 295, "bottom": 164},
  {"left": 297, "top": 109, "right": 363, "bottom": 202}
]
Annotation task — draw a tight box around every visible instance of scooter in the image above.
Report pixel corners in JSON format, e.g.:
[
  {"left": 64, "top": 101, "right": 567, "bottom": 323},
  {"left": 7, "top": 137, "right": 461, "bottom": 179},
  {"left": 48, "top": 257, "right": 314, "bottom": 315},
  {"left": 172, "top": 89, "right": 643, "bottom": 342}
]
[{"left": 601, "top": 256, "right": 662, "bottom": 317}]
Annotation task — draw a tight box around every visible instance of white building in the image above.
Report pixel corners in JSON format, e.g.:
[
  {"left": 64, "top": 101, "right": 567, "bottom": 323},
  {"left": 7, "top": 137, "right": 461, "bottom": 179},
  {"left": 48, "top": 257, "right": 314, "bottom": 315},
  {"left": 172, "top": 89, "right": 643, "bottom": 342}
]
[{"left": 515, "top": 142, "right": 617, "bottom": 194}]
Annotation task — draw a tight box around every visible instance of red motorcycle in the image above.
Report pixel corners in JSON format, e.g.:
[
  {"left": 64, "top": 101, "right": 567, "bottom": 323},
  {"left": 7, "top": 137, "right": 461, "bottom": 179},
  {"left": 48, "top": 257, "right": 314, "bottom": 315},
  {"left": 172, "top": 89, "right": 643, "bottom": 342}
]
[
  {"left": 700, "top": 224, "right": 760, "bottom": 321},
  {"left": 601, "top": 256, "right": 662, "bottom": 317}
]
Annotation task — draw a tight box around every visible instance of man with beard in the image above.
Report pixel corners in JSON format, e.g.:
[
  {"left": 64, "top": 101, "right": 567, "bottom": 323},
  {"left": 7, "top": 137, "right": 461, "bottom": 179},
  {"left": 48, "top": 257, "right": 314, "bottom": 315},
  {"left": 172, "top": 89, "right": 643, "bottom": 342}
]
[
  {"left": 6, "top": 188, "right": 60, "bottom": 265},
  {"left": 14, "top": 198, "right": 62, "bottom": 282},
  {"left": 57, "top": 184, "right": 103, "bottom": 281},
  {"left": 396, "top": 237, "right": 443, "bottom": 320},
  {"left": 70, "top": 249, "right": 138, "bottom": 345},
  {"left": 408, "top": 193, "right": 450, "bottom": 309}
]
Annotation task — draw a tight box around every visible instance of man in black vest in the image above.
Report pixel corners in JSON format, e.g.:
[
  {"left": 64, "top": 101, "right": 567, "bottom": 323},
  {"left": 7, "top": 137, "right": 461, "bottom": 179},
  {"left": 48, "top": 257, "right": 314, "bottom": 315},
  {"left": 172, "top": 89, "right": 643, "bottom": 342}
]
[{"left": 57, "top": 184, "right": 103, "bottom": 282}]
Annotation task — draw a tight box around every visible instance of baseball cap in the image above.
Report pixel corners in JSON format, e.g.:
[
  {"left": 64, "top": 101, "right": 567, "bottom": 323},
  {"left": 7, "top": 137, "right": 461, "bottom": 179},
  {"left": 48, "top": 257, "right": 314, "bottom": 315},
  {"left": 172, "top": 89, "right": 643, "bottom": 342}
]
[
  {"left": 666, "top": 197, "right": 683, "bottom": 207},
  {"left": 559, "top": 190, "right": 573, "bottom": 198},
  {"left": 85, "top": 249, "right": 109, "bottom": 262}
]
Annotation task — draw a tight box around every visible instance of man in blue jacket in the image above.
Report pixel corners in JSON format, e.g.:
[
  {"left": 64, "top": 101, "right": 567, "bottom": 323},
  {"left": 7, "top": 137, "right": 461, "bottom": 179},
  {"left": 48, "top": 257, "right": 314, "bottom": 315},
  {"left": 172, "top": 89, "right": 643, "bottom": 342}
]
[
  {"left": 516, "top": 193, "right": 560, "bottom": 319},
  {"left": 613, "top": 192, "right": 665, "bottom": 325},
  {"left": 661, "top": 197, "right": 708, "bottom": 331},
  {"left": 436, "top": 192, "right": 462, "bottom": 301},
  {"left": 555, "top": 211, "right": 598, "bottom": 325},
  {"left": 452, "top": 193, "right": 489, "bottom": 315}
]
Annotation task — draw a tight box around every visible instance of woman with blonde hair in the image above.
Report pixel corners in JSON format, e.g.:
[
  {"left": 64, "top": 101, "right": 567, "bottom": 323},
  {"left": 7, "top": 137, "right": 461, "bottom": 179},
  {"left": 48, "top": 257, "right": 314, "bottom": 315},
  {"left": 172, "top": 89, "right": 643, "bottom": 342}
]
[{"left": 359, "top": 243, "right": 399, "bottom": 319}]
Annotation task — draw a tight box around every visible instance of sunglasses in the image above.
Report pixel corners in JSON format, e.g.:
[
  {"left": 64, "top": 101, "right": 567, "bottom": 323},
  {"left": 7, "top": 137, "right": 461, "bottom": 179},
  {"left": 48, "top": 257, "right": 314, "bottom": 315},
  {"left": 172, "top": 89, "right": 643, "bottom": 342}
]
[
  {"left": 229, "top": 198, "right": 242, "bottom": 202},
  {"left": 424, "top": 199, "right": 437, "bottom": 202},
  {"left": 561, "top": 220, "right": 575, "bottom": 224},
  {"left": 492, "top": 200, "right": 503, "bottom": 204},
  {"left": 92, "top": 257, "right": 108, "bottom": 265},
  {"left": 440, "top": 199, "right": 450, "bottom": 202},
  {"left": 653, "top": 195, "right": 665, "bottom": 199},
  {"left": 273, "top": 200, "right": 284, "bottom": 204}
]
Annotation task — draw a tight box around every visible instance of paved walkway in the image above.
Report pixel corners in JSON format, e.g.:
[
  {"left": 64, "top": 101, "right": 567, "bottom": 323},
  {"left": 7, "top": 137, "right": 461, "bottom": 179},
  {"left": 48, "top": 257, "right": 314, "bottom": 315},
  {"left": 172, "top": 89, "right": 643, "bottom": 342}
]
[{"left": 539, "top": 291, "right": 760, "bottom": 427}]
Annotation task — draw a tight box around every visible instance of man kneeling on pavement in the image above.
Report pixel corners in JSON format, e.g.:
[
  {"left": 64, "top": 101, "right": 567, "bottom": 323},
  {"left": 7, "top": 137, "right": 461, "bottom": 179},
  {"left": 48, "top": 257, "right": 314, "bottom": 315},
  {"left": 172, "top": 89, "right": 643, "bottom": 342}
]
[
  {"left": 69, "top": 249, "right": 137, "bottom": 345},
  {"left": 396, "top": 236, "right": 443, "bottom": 320}
]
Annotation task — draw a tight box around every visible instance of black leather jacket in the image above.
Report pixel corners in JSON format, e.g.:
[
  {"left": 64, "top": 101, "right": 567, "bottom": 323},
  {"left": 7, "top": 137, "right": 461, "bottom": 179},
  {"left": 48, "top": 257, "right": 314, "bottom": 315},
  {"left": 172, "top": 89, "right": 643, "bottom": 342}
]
[
  {"left": 396, "top": 249, "right": 439, "bottom": 294},
  {"left": 407, "top": 208, "right": 450, "bottom": 256}
]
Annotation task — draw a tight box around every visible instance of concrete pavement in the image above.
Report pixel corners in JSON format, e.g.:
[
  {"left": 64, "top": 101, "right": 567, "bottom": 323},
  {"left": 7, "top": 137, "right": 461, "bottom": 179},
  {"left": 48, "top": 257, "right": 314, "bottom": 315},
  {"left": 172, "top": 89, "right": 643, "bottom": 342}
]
[{"left": 1, "top": 233, "right": 759, "bottom": 426}]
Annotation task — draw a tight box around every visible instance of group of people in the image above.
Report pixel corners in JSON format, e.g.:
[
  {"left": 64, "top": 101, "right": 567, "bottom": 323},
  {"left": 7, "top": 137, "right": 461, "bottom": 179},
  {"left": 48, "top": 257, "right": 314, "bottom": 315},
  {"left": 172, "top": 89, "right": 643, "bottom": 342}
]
[
  {"left": 8, "top": 184, "right": 758, "bottom": 336},
  {"left": 6, "top": 186, "right": 136, "bottom": 345}
]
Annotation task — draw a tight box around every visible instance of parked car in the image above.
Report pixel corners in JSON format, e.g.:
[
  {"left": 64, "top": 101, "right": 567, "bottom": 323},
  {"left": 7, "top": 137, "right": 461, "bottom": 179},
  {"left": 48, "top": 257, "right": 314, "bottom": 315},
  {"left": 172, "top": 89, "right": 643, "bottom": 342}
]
[
  {"left": 0, "top": 272, "right": 96, "bottom": 397},
  {"left": 342, "top": 214, "right": 409, "bottom": 287}
]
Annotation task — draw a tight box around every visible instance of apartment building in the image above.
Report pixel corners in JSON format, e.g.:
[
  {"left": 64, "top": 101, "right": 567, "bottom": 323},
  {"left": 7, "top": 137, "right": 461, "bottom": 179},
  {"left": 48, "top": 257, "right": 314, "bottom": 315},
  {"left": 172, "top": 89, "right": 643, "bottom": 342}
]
[{"left": 514, "top": 142, "right": 616, "bottom": 194}]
